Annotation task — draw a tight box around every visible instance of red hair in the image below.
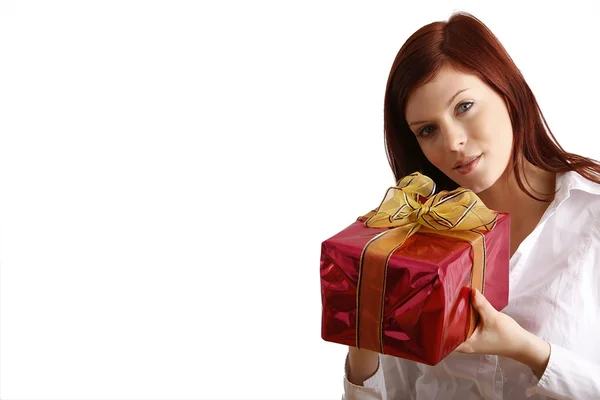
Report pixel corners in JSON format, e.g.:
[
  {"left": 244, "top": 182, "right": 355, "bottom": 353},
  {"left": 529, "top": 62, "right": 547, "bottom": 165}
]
[{"left": 383, "top": 12, "right": 600, "bottom": 200}]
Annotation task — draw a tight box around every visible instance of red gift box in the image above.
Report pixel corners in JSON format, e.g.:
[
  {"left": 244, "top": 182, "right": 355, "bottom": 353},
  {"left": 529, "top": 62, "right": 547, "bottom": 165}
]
[{"left": 320, "top": 173, "right": 510, "bottom": 365}]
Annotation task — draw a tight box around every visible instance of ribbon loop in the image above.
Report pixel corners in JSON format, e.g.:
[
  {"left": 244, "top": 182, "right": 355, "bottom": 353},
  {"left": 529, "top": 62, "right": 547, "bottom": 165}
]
[{"left": 365, "top": 172, "right": 498, "bottom": 233}]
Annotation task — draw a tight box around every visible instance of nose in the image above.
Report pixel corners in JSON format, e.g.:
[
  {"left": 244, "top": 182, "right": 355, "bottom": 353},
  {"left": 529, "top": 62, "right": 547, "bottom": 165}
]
[{"left": 441, "top": 123, "right": 467, "bottom": 152}]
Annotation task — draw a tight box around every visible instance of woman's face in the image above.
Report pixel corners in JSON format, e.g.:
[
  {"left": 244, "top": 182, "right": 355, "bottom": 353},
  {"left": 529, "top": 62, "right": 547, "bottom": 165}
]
[{"left": 404, "top": 66, "right": 514, "bottom": 193}]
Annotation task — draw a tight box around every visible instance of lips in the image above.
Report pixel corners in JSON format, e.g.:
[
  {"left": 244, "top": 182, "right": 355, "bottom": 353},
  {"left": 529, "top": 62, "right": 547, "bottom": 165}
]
[{"left": 453, "top": 155, "right": 480, "bottom": 169}]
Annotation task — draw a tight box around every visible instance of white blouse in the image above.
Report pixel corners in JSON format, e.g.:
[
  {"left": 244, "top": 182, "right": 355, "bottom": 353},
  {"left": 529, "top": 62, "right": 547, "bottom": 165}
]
[{"left": 343, "top": 171, "right": 600, "bottom": 400}]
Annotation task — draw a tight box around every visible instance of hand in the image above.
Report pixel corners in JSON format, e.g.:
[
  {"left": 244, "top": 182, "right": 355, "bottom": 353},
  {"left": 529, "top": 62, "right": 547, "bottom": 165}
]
[
  {"left": 455, "top": 288, "right": 523, "bottom": 357},
  {"left": 455, "top": 288, "right": 551, "bottom": 378}
]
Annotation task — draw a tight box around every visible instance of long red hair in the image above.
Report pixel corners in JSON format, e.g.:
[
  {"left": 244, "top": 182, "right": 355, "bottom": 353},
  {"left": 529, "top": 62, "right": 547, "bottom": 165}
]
[{"left": 383, "top": 12, "right": 600, "bottom": 200}]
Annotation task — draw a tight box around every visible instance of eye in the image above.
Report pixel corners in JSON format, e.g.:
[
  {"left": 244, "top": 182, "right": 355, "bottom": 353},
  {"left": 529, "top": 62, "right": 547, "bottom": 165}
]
[
  {"left": 458, "top": 101, "right": 474, "bottom": 113},
  {"left": 415, "top": 101, "right": 474, "bottom": 139},
  {"left": 417, "top": 125, "right": 436, "bottom": 138}
]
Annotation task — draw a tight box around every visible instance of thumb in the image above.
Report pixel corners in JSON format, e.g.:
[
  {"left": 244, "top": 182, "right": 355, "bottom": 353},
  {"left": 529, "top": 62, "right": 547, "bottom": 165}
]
[{"left": 472, "top": 289, "right": 496, "bottom": 319}]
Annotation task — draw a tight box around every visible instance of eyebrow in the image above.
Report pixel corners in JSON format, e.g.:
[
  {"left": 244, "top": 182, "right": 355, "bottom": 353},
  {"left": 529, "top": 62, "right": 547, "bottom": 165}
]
[{"left": 408, "top": 88, "right": 470, "bottom": 127}]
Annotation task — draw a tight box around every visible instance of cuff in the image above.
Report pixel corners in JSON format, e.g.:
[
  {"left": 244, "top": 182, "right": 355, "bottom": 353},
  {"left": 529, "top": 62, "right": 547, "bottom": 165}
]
[
  {"left": 524, "top": 342, "right": 598, "bottom": 399},
  {"left": 525, "top": 342, "right": 556, "bottom": 397},
  {"left": 343, "top": 353, "right": 386, "bottom": 398}
]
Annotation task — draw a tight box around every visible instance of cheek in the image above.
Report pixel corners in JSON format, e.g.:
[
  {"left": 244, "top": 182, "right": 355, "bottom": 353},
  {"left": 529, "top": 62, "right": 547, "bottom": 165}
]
[
  {"left": 467, "top": 118, "right": 498, "bottom": 153},
  {"left": 475, "top": 106, "right": 513, "bottom": 149},
  {"left": 478, "top": 119, "right": 513, "bottom": 154},
  {"left": 420, "top": 143, "right": 448, "bottom": 170},
  {"left": 469, "top": 118, "right": 490, "bottom": 141}
]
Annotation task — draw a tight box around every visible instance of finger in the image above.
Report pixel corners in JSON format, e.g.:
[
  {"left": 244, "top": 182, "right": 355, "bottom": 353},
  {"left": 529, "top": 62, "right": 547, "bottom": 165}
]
[{"left": 472, "top": 289, "right": 496, "bottom": 319}]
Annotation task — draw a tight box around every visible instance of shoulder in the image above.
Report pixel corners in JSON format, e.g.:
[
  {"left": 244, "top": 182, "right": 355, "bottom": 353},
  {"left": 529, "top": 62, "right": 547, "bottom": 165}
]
[
  {"left": 561, "top": 170, "right": 600, "bottom": 193},
  {"left": 551, "top": 171, "right": 600, "bottom": 259},
  {"left": 531, "top": 171, "right": 600, "bottom": 262},
  {"left": 554, "top": 171, "right": 600, "bottom": 215}
]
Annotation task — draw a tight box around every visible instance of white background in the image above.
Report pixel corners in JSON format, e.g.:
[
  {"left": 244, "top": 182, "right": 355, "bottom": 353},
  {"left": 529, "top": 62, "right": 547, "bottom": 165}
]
[{"left": 1, "top": 1, "right": 599, "bottom": 399}]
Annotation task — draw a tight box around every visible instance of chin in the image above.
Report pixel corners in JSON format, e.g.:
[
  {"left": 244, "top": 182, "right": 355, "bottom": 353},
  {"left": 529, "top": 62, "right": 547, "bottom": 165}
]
[{"left": 451, "top": 172, "right": 498, "bottom": 194}]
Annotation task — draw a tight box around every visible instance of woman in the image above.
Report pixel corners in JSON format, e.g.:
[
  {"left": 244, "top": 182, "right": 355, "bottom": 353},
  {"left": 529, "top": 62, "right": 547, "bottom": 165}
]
[{"left": 344, "top": 12, "right": 600, "bottom": 400}]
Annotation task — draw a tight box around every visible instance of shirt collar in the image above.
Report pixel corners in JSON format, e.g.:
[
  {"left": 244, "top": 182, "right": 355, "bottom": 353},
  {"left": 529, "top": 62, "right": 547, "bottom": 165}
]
[{"left": 553, "top": 170, "right": 600, "bottom": 209}]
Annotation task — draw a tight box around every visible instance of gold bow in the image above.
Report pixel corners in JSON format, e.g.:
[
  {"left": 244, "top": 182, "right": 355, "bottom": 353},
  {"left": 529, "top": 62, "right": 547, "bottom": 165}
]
[
  {"left": 356, "top": 172, "right": 499, "bottom": 354},
  {"left": 364, "top": 172, "right": 497, "bottom": 233}
]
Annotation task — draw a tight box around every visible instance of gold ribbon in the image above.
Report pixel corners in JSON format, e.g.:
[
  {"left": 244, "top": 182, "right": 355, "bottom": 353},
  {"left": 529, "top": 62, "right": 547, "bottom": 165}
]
[{"left": 356, "top": 172, "right": 498, "bottom": 353}]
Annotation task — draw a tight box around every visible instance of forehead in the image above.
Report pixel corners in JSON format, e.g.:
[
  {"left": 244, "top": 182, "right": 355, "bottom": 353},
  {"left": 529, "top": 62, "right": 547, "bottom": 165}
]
[{"left": 405, "top": 67, "right": 486, "bottom": 116}]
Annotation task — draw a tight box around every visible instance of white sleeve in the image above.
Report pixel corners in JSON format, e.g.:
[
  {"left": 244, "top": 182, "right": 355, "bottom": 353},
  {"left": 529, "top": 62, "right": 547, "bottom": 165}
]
[
  {"left": 525, "top": 343, "right": 600, "bottom": 399},
  {"left": 342, "top": 353, "right": 387, "bottom": 400},
  {"left": 342, "top": 353, "right": 420, "bottom": 400}
]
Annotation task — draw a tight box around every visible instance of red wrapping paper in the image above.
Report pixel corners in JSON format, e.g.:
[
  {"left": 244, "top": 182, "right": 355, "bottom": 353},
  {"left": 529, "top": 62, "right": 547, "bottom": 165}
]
[{"left": 320, "top": 212, "right": 510, "bottom": 365}]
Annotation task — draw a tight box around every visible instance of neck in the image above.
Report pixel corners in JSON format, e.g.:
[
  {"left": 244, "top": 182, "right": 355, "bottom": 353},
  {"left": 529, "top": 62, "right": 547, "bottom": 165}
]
[{"left": 476, "top": 162, "right": 556, "bottom": 222}]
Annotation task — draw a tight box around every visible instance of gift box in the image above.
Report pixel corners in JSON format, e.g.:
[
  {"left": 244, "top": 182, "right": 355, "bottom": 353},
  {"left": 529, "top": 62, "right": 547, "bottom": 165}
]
[{"left": 320, "top": 172, "right": 510, "bottom": 365}]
